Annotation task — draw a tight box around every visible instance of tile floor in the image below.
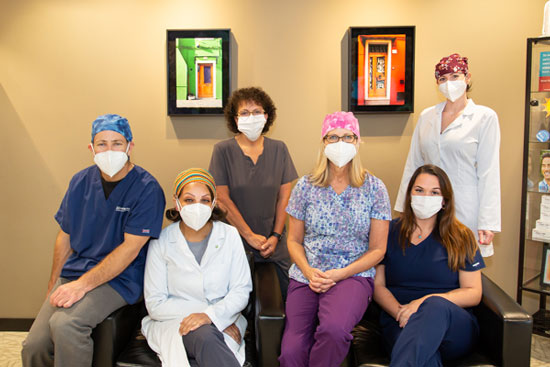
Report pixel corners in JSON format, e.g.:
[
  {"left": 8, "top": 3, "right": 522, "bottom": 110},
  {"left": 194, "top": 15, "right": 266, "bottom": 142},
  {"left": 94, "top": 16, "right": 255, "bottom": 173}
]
[{"left": 1, "top": 331, "right": 549, "bottom": 366}]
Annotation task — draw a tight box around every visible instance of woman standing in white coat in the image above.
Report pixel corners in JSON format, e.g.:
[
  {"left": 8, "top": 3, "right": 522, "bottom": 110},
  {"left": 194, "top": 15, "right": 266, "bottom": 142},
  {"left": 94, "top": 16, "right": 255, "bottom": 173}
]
[
  {"left": 142, "top": 168, "right": 252, "bottom": 367},
  {"left": 395, "top": 53, "right": 501, "bottom": 257}
]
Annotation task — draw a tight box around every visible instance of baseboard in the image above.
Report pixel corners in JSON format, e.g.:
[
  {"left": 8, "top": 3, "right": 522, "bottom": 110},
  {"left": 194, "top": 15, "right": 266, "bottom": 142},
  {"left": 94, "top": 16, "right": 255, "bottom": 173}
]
[{"left": 0, "top": 318, "right": 34, "bottom": 331}]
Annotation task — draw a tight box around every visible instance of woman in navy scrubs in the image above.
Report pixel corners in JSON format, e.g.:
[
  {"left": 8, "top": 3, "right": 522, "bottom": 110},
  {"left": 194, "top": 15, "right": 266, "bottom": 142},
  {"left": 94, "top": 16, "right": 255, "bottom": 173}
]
[{"left": 374, "top": 164, "right": 484, "bottom": 366}]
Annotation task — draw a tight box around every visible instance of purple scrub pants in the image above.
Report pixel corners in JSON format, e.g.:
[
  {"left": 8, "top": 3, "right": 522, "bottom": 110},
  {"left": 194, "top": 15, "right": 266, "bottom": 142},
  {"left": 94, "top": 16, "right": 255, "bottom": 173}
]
[{"left": 279, "top": 276, "right": 374, "bottom": 367}]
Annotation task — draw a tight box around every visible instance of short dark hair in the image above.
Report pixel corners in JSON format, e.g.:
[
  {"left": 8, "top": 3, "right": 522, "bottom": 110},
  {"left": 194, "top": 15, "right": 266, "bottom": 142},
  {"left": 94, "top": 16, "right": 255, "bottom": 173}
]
[{"left": 224, "top": 87, "right": 277, "bottom": 134}]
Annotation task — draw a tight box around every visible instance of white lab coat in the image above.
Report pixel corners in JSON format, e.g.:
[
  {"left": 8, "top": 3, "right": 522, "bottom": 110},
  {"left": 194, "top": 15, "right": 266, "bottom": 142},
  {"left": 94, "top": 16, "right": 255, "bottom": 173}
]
[
  {"left": 395, "top": 99, "right": 501, "bottom": 257},
  {"left": 141, "top": 221, "right": 252, "bottom": 367}
]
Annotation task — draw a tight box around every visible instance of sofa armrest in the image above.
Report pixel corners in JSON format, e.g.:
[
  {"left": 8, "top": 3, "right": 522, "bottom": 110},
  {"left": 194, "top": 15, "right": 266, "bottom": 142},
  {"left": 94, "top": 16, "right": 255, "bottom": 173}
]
[
  {"left": 254, "top": 262, "right": 285, "bottom": 367},
  {"left": 92, "top": 301, "right": 146, "bottom": 367},
  {"left": 474, "top": 274, "right": 532, "bottom": 367}
]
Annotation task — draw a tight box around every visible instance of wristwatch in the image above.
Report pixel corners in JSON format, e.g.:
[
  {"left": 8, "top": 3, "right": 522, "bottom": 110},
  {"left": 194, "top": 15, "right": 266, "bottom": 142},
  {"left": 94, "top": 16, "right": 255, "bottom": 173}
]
[{"left": 270, "top": 232, "right": 282, "bottom": 241}]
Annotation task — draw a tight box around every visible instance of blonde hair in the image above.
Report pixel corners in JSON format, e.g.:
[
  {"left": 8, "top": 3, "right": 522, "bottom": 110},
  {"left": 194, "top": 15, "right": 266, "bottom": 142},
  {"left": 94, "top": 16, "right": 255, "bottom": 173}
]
[{"left": 309, "top": 141, "right": 367, "bottom": 187}]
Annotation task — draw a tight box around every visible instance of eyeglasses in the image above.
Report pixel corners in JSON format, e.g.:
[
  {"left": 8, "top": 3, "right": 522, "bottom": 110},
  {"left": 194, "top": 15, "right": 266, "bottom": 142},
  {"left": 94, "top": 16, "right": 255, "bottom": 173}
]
[
  {"left": 237, "top": 109, "right": 265, "bottom": 117},
  {"left": 324, "top": 134, "right": 358, "bottom": 144}
]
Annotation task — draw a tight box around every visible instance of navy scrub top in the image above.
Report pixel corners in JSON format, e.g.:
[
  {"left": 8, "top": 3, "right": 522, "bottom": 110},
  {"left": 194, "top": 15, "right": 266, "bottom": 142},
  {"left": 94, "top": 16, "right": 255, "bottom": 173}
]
[
  {"left": 55, "top": 165, "right": 165, "bottom": 304},
  {"left": 382, "top": 219, "right": 485, "bottom": 306}
]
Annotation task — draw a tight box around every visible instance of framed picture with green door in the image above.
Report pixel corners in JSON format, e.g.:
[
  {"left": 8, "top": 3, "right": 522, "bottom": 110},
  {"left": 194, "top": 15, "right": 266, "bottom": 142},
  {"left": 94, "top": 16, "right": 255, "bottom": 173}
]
[{"left": 167, "top": 29, "right": 231, "bottom": 115}]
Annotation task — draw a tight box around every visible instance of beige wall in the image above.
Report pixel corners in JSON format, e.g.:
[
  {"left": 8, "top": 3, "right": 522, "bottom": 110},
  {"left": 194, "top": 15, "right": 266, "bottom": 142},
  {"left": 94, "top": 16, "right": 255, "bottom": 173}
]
[{"left": 0, "top": 0, "right": 545, "bottom": 317}]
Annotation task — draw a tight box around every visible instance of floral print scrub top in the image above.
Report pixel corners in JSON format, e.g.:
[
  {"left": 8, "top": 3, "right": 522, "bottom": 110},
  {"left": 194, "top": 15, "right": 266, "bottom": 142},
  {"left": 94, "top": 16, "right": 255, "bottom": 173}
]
[{"left": 286, "top": 174, "right": 391, "bottom": 284}]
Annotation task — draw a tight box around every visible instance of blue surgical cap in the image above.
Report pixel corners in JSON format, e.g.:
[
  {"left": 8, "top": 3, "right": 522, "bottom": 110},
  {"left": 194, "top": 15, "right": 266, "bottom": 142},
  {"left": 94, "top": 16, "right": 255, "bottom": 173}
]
[{"left": 91, "top": 114, "right": 133, "bottom": 142}]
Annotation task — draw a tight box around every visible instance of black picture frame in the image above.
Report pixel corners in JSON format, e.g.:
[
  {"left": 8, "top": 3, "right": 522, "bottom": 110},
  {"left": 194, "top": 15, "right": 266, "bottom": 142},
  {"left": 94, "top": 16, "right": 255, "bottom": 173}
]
[
  {"left": 167, "top": 29, "right": 231, "bottom": 115},
  {"left": 541, "top": 243, "right": 550, "bottom": 288},
  {"left": 348, "top": 26, "right": 415, "bottom": 113}
]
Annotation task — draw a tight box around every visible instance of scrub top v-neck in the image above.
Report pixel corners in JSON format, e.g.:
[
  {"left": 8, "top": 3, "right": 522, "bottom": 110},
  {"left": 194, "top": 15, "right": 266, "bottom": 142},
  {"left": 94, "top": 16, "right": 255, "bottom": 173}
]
[
  {"left": 209, "top": 137, "right": 298, "bottom": 262},
  {"left": 55, "top": 165, "right": 166, "bottom": 304}
]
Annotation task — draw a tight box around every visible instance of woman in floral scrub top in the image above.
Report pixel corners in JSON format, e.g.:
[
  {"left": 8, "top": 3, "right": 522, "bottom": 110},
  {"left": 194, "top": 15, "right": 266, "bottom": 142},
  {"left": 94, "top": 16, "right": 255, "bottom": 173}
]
[{"left": 278, "top": 111, "right": 391, "bottom": 367}]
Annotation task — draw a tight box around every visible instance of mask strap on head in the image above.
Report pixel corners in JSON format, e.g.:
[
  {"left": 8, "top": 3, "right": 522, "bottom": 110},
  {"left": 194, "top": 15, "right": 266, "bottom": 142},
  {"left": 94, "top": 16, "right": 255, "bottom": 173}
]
[{"left": 89, "top": 141, "right": 130, "bottom": 155}]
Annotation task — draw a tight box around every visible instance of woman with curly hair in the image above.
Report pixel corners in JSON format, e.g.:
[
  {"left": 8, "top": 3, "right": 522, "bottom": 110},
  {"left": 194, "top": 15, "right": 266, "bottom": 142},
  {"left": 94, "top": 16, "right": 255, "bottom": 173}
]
[{"left": 208, "top": 87, "right": 298, "bottom": 299}]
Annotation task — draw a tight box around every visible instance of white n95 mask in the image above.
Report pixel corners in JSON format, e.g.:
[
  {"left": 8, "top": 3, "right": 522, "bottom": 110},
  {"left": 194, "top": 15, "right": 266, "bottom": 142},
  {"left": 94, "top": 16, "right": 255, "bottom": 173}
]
[
  {"left": 92, "top": 145, "right": 129, "bottom": 178},
  {"left": 324, "top": 141, "right": 357, "bottom": 168},
  {"left": 411, "top": 195, "right": 443, "bottom": 219},
  {"left": 438, "top": 80, "right": 467, "bottom": 102},
  {"left": 178, "top": 200, "right": 214, "bottom": 231},
  {"left": 237, "top": 115, "right": 266, "bottom": 142}
]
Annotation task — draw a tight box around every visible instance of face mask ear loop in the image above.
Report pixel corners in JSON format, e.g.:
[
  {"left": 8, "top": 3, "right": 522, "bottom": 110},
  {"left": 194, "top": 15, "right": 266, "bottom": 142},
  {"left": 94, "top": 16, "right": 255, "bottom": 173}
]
[
  {"left": 174, "top": 195, "right": 182, "bottom": 212},
  {"left": 211, "top": 198, "right": 217, "bottom": 210},
  {"left": 90, "top": 143, "right": 96, "bottom": 156}
]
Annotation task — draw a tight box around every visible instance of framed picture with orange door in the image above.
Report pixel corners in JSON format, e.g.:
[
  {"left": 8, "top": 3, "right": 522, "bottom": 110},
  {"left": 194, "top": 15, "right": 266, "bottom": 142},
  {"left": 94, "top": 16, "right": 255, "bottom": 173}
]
[
  {"left": 167, "top": 29, "right": 231, "bottom": 115},
  {"left": 542, "top": 244, "right": 550, "bottom": 288},
  {"left": 348, "top": 26, "right": 415, "bottom": 113}
]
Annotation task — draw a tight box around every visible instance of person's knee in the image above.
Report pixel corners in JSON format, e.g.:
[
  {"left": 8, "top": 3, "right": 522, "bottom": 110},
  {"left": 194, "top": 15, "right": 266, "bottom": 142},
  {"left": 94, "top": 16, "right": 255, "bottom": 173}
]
[
  {"left": 48, "top": 311, "right": 86, "bottom": 339},
  {"left": 419, "top": 296, "right": 452, "bottom": 312},
  {"left": 315, "top": 320, "right": 351, "bottom": 344},
  {"left": 412, "top": 296, "right": 453, "bottom": 323},
  {"left": 186, "top": 324, "right": 222, "bottom": 346}
]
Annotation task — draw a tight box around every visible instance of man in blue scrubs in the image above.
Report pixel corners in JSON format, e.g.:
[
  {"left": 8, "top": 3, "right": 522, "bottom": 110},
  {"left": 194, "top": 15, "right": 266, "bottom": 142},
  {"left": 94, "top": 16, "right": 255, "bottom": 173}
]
[{"left": 22, "top": 114, "right": 165, "bottom": 367}]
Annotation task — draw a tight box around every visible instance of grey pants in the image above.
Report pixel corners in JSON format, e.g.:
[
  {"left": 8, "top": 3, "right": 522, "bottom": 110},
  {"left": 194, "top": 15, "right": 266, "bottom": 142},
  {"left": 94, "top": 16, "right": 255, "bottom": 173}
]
[
  {"left": 21, "top": 278, "right": 127, "bottom": 367},
  {"left": 183, "top": 324, "right": 241, "bottom": 367}
]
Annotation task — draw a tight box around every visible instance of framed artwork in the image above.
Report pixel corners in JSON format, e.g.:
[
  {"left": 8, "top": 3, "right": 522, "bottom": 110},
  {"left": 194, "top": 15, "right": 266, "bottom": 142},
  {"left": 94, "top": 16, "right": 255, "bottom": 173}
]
[
  {"left": 167, "top": 29, "right": 231, "bottom": 115},
  {"left": 348, "top": 26, "right": 415, "bottom": 113},
  {"left": 541, "top": 243, "right": 550, "bottom": 287}
]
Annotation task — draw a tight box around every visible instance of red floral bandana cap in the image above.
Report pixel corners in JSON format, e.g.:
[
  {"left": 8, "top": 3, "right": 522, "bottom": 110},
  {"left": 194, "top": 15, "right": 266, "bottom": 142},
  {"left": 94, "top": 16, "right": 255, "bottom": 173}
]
[
  {"left": 321, "top": 111, "right": 360, "bottom": 139},
  {"left": 434, "top": 53, "right": 468, "bottom": 79}
]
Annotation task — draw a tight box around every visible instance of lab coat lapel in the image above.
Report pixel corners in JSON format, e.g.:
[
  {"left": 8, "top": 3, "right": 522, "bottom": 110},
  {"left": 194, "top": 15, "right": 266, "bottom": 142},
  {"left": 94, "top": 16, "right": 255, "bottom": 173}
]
[
  {"left": 171, "top": 224, "right": 202, "bottom": 272},
  {"left": 200, "top": 221, "right": 225, "bottom": 268},
  {"left": 430, "top": 102, "right": 445, "bottom": 166}
]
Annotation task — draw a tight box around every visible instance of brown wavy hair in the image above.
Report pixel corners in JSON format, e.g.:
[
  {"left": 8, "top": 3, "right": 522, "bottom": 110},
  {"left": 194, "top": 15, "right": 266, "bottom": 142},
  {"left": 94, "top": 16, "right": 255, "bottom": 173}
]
[
  {"left": 166, "top": 184, "right": 226, "bottom": 223},
  {"left": 224, "top": 87, "right": 277, "bottom": 134},
  {"left": 397, "top": 164, "right": 477, "bottom": 271}
]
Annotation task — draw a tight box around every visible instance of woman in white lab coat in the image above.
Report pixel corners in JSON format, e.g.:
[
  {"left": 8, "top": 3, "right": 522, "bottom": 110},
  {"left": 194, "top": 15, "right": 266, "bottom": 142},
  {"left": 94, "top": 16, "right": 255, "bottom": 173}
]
[
  {"left": 142, "top": 168, "right": 252, "bottom": 367},
  {"left": 395, "top": 53, "right": 501, "bottom": 257}
]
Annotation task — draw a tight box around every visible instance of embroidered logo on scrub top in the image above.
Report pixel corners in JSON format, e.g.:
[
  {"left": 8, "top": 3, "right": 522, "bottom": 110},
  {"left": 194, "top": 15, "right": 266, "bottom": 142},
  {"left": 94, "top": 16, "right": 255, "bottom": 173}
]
[
  {"left": 142, "top": 229, "right": 150, "bottom": 234},
  {"left": 115, "top": 206, "right": 131, "bottom": 212}
]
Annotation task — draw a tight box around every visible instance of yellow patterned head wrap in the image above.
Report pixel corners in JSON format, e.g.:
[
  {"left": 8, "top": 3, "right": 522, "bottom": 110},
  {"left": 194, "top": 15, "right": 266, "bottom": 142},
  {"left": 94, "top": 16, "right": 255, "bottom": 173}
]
[{"left": 173, "top": 168, "right": 216, "bottom": 198}]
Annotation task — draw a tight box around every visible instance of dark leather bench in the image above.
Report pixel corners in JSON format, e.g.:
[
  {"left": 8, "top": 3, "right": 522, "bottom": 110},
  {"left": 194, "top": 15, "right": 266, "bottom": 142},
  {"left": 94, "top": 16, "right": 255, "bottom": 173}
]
[
  {"left": 91, "top": 259, "right": 285, "bottom": 367},
  {"left": 348, "top": 274, "right": 533, "bottom": 367}
]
